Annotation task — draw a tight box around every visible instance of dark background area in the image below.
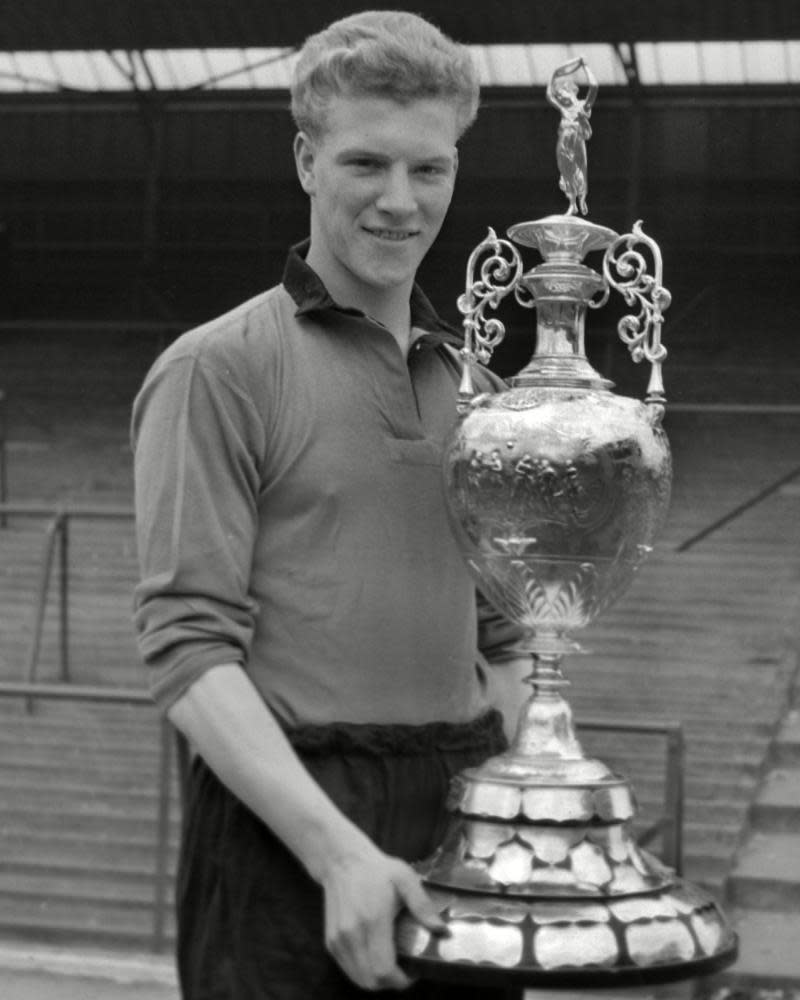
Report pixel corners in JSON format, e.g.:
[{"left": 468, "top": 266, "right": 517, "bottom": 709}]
[{"left": 0, "top": 0, "right": 798, "bottom": 429}]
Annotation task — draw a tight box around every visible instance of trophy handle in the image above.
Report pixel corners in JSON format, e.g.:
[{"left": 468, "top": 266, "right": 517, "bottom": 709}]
[
  {"left": 456, "top": 228, "right": 525, "bottom": 409},
  {"left": 602, "top": 221, "right": 671, "bottom": 412}
]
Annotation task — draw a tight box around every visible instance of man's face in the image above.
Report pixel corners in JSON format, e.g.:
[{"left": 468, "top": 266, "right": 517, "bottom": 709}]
[{"left": 294, "top": 95, "right": 459, "bottom": 304}]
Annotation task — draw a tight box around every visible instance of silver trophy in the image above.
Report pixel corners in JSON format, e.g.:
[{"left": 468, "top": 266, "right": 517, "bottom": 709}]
[{"left": 396, "top": 59, "right": 737, "bottom": 988}]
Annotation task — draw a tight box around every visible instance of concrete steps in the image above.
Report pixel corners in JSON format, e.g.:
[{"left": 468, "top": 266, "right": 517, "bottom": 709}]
[
  {"left": 0, "top": 408, "right": 797, "bottom": 966},
  {"left": 0, "top": 871, "right": 175, "bottom": 910},
  {"left": 727, "top": 833, "right": 800, "bottom": 909},
  {"left": 0, "top": 699, "right": 181, "bottom": 950},
  {"left": 712, "top": 910, "right": 800, "bottom": 992},
  {"left": 0, "top": 895, "right": 175, "bottom": 951},
  {"left": 748, "top": 766, "right": 800, "bottom": 833},
  {"left": 0, "top": 942, "right": 179, "bottom": 1000},
  {"left": 0, "top": 837, "right": 179, "bottom": 876},
  {"left": 701, "top": 696, "right": 800, "bottom": 993}
]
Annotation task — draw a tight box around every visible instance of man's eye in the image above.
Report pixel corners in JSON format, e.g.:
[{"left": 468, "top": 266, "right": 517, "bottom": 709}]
[
  {"left": 416, "top": 164, "right": 447, "bottom": 177},
  {"left": 349, "top": 158, "right": 381, "bottom": 170}
]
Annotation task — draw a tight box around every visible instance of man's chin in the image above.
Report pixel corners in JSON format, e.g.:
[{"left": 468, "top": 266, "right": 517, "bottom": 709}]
[{"left": 359, "top": 263, "right": 419, "bottom": 292}]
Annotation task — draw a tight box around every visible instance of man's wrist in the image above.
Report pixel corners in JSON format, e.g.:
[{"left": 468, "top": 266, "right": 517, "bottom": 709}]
[{"left": 300, "top": 814, "right": 376, "bottom": 885}]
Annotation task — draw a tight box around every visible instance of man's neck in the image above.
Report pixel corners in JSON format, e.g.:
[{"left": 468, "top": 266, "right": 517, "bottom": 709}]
[
  {"left": 305, "top": 248, "right": 414, "bottom": 357},
  {"left": 365, "top": 297, "right": 414, "bottom": 356}
]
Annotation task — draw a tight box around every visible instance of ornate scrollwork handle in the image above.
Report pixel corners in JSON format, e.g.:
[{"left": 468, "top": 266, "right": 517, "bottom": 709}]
[
  {"left": 602, "top": 221, "right": 671, "bottom": 409},
  {"left": 456, "top": 228, "right": 524, "bottom": 408}
]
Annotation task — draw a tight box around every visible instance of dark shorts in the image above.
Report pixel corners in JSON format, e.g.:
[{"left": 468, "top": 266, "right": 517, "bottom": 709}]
[{"left": 176, "top": 710, "right": 510, "bottom": 1000}]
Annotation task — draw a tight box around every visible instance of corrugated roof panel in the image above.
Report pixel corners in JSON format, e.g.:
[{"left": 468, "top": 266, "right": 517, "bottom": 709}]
[
  {"left": 93, "top": 53, "right": 117, "bottom": 89},
  {"left": 244, "top": 48, "right": 298, "bottom": 89},
  {"left": 482, "top": 44, "right": 542, "bottom": 87},
  {"left": 12, "top": 51, "right": 53, "bottom": 91},
  {"left": 0, "top": 43, "right": 796, "bottom": 92},
  {"left": 574, "top": 43, "right": 629, "bottom": 85},
  {"left": 525, "top": 44, "right": 573, "bottom": 86},
  {"left": 743, "top": 40, "right": 787, "bottom": 81},
  {"left": 700, "top": 42, "right": 746, "bottom": 83},
  {"left": 638, "top": 42, "right": 700, "bottom": 84},
  {"left": 145, "top": 50, "right": 177, "bottom": 89},
  {"left": 107, "top": 50, "right": 149, "bottom": 90},
  {"left": 203, "top": 48, "right": 257, "bottom": 88},
  {"left": 789, "top": 40, "right": 800, "bottom": 78},
  {"left": 0, "top": 53, "right": 19, "bottom": 92},
  {"left": 165, "top": 49, "right": 210, "bottom": 89}
]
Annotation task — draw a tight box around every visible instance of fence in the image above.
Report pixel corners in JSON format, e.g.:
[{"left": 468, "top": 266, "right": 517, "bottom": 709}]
[
  {"left": 0, "top": 502, "right": 135, "bottom": 707},
  {"left": 0, "top": 679, "right": 176, "bottom": 952}
]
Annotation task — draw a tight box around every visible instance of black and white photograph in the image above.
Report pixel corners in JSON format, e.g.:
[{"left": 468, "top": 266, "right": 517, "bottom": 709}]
[{"left": 0, "top": 2, "right": 797, "bottom": 998}]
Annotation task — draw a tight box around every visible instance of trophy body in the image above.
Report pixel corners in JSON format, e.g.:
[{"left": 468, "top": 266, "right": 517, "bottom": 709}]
[
  {"left": 396, "top": 64, "right": 737, "bottom": 989},
  {"left": 446, "top": 349, "right": 671, "bottom": 654}
]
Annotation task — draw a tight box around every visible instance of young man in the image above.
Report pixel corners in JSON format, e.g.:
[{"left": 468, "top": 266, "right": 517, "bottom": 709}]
[{"left": 133, "top": 11, "right": 528, "bottom": 998}]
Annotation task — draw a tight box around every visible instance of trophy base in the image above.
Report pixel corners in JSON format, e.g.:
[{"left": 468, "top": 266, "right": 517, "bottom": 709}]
[
  {"left": 400, "top": 949, "right": 737, "bottom": 992},
  {"left": 397, "top": 881, "right": 737, "bottom": 989},
  {"left": 395, "top": 664, "right": 737, "bottom": 989}
]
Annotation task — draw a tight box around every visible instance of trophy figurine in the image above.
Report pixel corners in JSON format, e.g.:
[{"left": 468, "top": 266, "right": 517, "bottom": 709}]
[{"left": 396, "top": 60, "right": 738, "bottom": 988}]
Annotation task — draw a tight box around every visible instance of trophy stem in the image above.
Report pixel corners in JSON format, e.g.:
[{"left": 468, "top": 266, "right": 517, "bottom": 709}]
[{"left": 510, "top": 652, "right": 584, "bottom": 761}]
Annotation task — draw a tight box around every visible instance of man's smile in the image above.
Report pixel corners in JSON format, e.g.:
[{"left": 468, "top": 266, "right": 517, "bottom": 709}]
[{"left": 363, "top": 227, "right": 419, "bottom": 242}]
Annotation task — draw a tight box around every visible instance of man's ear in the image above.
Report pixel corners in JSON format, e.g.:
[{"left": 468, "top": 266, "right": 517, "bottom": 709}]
[
  {"left": 294, "top": 132, "right": 317, "bottom": 196},
  {"left": 453, "top": 147, "right": 459, "bottom": 179}
]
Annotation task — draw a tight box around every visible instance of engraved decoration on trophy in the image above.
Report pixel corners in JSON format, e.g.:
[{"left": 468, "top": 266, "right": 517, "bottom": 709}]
[{"left": 396, "top": 59, "right": 738, "bottom": 987}]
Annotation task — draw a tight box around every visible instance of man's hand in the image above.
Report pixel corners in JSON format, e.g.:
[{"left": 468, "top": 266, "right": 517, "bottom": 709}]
[
  {"left": 168, "top": 665, "right": 446, "bottom": 990},
  {"left": 321, "top": 847, "right": 445, "bottom": 991}
]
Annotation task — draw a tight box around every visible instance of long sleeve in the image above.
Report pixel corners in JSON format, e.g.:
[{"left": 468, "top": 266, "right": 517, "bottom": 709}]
[{"left": 132, "top": 351, "right": 266, "bottom": 710}]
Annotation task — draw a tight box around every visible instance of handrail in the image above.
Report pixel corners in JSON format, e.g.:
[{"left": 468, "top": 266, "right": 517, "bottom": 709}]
[
  {"left": 579, "top": 715, "right": 684, "bottom": 873},
  {"left": 0, "top": 680, "right": 173, "bottom": 953},
  {"left": 0, "top": 504, "right": 135, "bottom": 711},
  {"left": 0, "top": 502, "right": 134, "bottom": 519},
  {"left": 24, "top": 511, "right": 67, "bottom": 709}
]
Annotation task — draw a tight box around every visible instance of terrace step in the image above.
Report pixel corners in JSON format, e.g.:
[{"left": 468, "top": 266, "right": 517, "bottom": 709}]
[
  {"left": 726, "top": 833, "right": 800, "bottom": 910},
  {"left": 704, "top": 909, "right": 800, "bottom": 991},
  {"left": 0, "top": 834, "right": 179, "bottom": 875},
  {"left": 770, "top": 708, "right": 800, "bottom": 766},
  {"left": 0, "top": 871, "right": 175, "bottom": 910},
  {"left": 0, "top": 895, "right": 175, "bottom": 951},
  {"left": 748, "top": 767, "right": 800, "bottom": 832}
]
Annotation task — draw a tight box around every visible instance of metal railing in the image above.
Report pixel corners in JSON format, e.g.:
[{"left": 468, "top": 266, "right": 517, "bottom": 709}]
[
  {"left": 0, "top": 679, "right": 175, "bottom": 952},
  {"left": 0, "top": 681, "right": 684, "bottom": 955},
  {"left": 0, "top": 503, "right": 135, "bottom": 711},
  {"left": 0, "top": 501, "right": 685, "bottom": 948},
  {"left": 579, "top": 715, "right": 684, "bottom": 873}
]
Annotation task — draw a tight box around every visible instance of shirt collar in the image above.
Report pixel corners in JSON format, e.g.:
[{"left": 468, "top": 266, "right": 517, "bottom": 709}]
[{"left": 282, "top": 239, "right": 462, "bottom": 345}]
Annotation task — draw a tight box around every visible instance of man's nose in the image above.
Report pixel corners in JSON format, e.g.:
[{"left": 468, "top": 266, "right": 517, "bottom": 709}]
[{"left": 375, "top": 166, "right": 416, "bottom": 215}]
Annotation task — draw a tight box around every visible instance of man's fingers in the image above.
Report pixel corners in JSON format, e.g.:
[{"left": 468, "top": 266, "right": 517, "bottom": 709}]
[
  {"left": 394, "top": 868, "right": 447, "bottom": 934},
  {"left": 323, "top": 857, "right": 444, "bottom": 990},
  {"left": 328, "top": 909, "right": 411, "bottom": 992},
  {"left": 365, "top": 912, "right": 414, "bottom": 992}
]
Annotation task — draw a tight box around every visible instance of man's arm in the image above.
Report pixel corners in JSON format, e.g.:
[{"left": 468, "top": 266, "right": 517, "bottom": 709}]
[
  {"left": 134, "top": 353, "right": 444, "bottom": 989},
  {"left": 169, "top": 662, "right": 446, "bottom": 991}
]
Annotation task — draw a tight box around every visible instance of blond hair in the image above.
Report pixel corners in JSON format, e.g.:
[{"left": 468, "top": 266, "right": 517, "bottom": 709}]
[{"left": 291, "top": 10, "right": 479, "bottom": 141}]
